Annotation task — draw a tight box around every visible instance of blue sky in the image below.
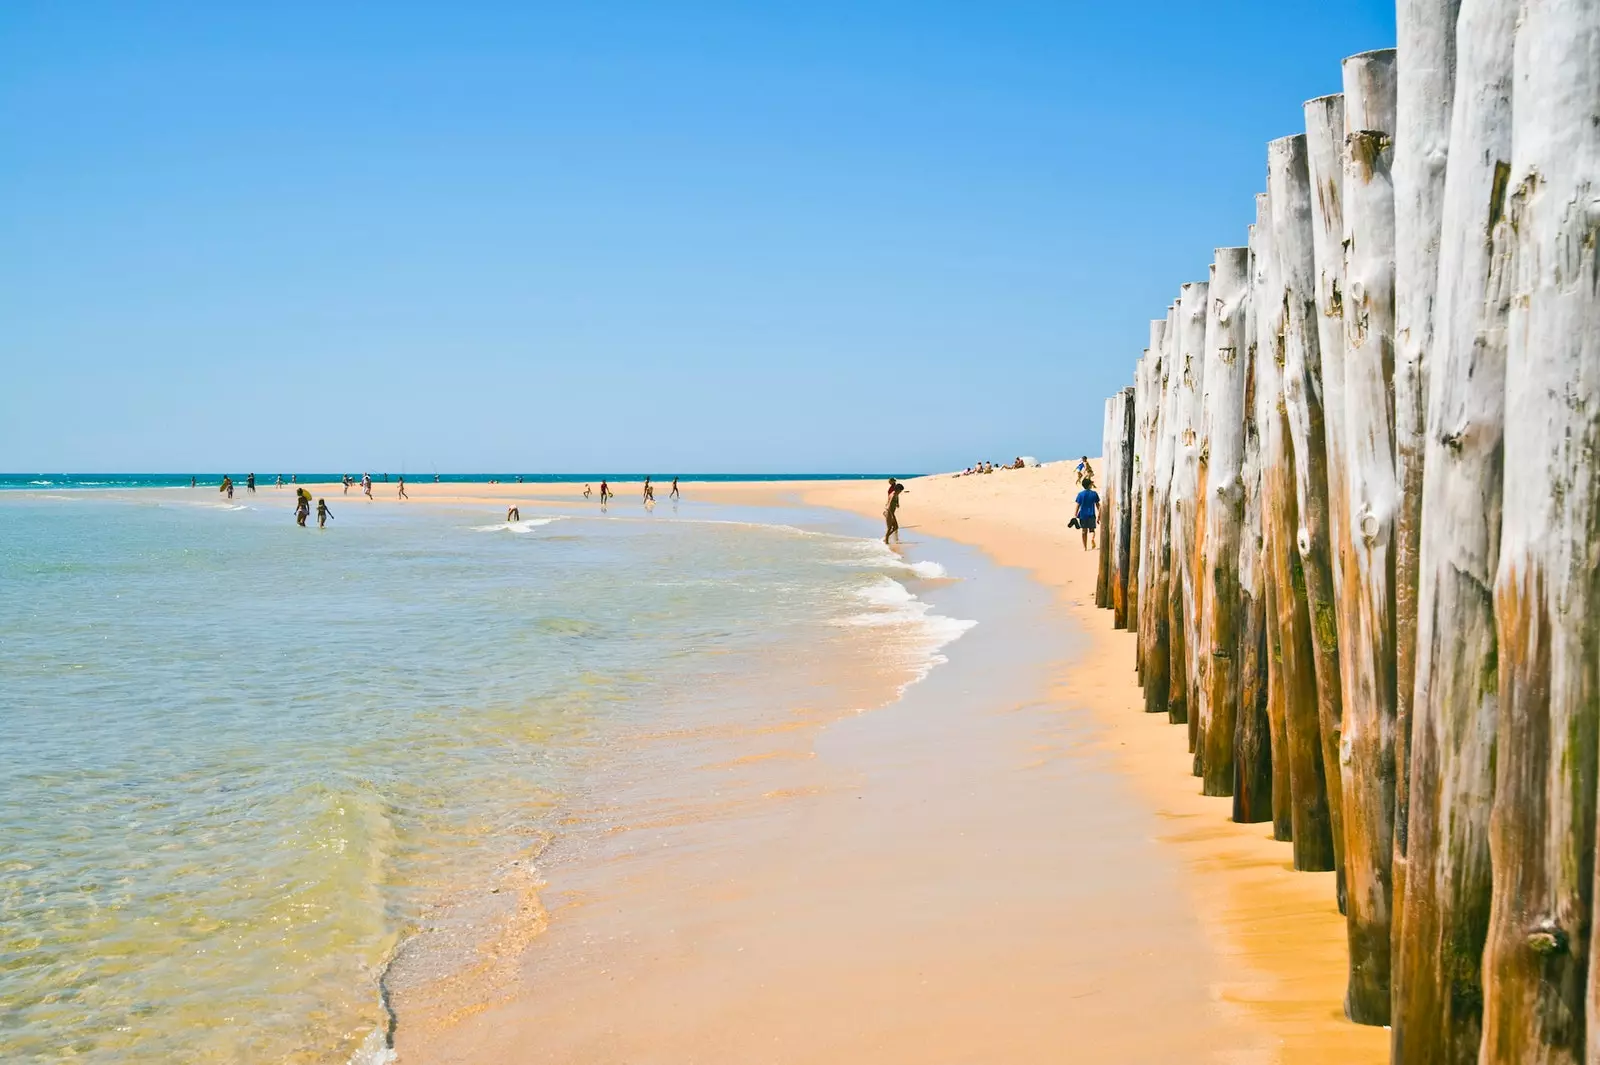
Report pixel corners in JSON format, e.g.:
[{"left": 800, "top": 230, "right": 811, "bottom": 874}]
[{"left": 0, "top": 1, "right": 1395, "bottom": 474}]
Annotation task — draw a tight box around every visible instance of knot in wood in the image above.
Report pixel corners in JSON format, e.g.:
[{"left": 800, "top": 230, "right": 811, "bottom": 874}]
[
  {"left": 1359, "top": 510, "right": 1380, "bottom": 542},
  {"left": 1296, "top": 528, "right": 1312, "bottom": 557},
  {"left": 1526, "top": 923, "right": 1568, "bottom": 957}
]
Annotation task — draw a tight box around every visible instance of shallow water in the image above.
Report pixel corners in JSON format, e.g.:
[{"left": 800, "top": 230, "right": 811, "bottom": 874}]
[{"left": 0, "top": 491, "right": 966, "bottom": 1064}]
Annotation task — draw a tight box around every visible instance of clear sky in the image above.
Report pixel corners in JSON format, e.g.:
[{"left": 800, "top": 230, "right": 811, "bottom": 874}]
[{"left": 0, "top": 1, "right": 1395, "bottom": 474}]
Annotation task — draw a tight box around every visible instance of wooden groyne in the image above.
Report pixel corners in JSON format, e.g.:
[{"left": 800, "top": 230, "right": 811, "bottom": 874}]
[{"left": 1094, "top": 1, "right": 1600, "bottom": 1058}]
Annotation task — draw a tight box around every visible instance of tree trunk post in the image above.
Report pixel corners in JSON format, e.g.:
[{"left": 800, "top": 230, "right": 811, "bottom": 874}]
[
  {"left": 1131, "top": 355, "right": 1149, "bottom": 671},
  {"left": 1172, "top": 281, "right": 1210, "bottom": 744},
  {"left": 1391, "top": 0, "right": 1462, "bottom": 1007},
  {"left": 1256, "top": 190, "right": 1300, "bottom": 844},
  {"left": 1236, "top": 213, "right": 1275, "bottom": 825},
  {"left": 1337, "top": 45, "right": 1400, "bottom": 1028},
  {"left": 1143, "top": 315, "right": 1176, "bottom": 715},
  {"left": 1098, "top": 395, "right": 1116, "bottom": 610},
  {"left": 1483, "top": 1, "right": 1600, "bottom": 1060},
  {"left": 1115, "top": 386, "right": 1137, "bottom": 629},
  {"left": 1270, "top": 132, "right": 1348, "bottom": 892},
  {"left": 1200, "top": 246, "right": 1251, "bottom": 798},
  {"left": 1394, "top": 0, "right": 1512, "bottom": 1055}
]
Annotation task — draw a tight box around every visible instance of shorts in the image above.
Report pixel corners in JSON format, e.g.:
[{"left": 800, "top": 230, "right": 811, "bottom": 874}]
[{"left": 1080, "top": 516, "right": 1097, "bottom": 532}]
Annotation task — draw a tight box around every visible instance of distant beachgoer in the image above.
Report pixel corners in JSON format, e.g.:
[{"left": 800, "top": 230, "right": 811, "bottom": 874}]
[
  {"left": 1076, "top": 456, "right": 1091, "bottom": 485},
  {"left": 517, "top": 475, "right": 524, "bottom": 484},
  {"left": 246, "top": 473, "right": 256, "bottom": 492},
  {"left": 599, "top": 480, "right": 611, "bottom": 507},
  {"left": 507, "top": 506, "right": 520, "bottom": 522},
  {"left": 1074, "top": 478, "right": 1100, "bottom": 551},
  {"left": 383, "top": 473, "right": 389, "bottom": 483},
  {"left": 434, "top": 474, "right": 440, "bottom": 483},
  {"left": 295, "top": 494, "right": 310, "bottom": 527},
  {"left": 191, "top": 476, "right": 197, "bottom": 488},
  {"left": 397, "top": 476, "right": 408, "bottom": 500},
  {"left": 316, "top": 499, "right": 332, "bottom": 528},
  {"left": 884, "top": 478, "right": 907, "bottom": 544},
  {"left": 670, "top": 477, "right": 680, "bottom": 501},
  {"left": 643, "top": 476, "right": 653, "bottom": 504},
  {"left": 223, "top": 476, "right": 234, "bottom": 500},
  {"left": 362, "top": 474, "right": 372, "bottom": 500},
  {"left": 584, "top": 484, "right": 592, "bottom": 499},
  {"left": 275, "top": 475, "right": 282, "bottom": 488},
  {"left": 291, "top": 474, "right": 297, "bottom": 485}
]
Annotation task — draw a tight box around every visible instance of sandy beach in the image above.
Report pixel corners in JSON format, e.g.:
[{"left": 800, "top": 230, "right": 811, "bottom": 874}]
[{"left": 291, "top": 466, "right": 1386, "bottom": 1064}]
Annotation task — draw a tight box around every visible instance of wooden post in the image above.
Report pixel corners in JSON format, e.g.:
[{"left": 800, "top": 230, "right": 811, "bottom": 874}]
[
  {"left": 1304, "top": 91, "right": 1352, "bottom": 660},
  {"left": 1115, "top": 387, "right": 1137, "bottom": 629},
  {"left": 1392, "top": 0, "right": 1462, "bottom": 963},
  {"left": 1200, "top": 246, "right": 1251, "bottom": 798},
  {"left": 1143, "top": 316, "right": 1175, "bottom": 715},
  {"left": 1268, "top": 137, "right": 1340, "bottom": 874},
  {"left": 1098, "top": 396, "right": 1116, "bottom": 609},
  {"left": 1256, "top": 191, "right": 1298, "bottom": 844},
  {"left": 1171, "top": 281, "right": 1209, "bottom": 742},
  {"left": 1130, "top": 355, "right": 1149, "bottom": 668},
  {"left": 1337, "top": 46, "right": 1399, "bottom": 1028},
  {"left": 1236, "top": 213, "right": 1275, "bottom": 825},
  {"left": 1270, "top": 133, "right": 1347, "bottom": 890},
  {"left": 1393, "top": 0, "right": 1511, "bottom": 1056},
  {"left": 1483, "top": 0, "right": 1600, "bottom": 1059}
]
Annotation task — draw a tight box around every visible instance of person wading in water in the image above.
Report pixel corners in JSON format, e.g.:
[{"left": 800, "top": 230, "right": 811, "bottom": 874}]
[{"left": 884, "top": 478, "right": 907, "bottom": 544}]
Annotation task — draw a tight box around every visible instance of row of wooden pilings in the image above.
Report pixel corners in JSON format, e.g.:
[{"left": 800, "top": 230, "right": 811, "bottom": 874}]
[{"left": 1091, "top": 1, "right": 1599, "bottom": 1061}]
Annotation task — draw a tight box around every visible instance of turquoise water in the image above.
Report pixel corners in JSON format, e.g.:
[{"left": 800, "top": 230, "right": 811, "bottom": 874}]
[
  {"left": 0, "top": 491, "right": 965, "bottom": 1063},
  {"left": 0, "top": 473, "right": 916, "bottom": 491}
]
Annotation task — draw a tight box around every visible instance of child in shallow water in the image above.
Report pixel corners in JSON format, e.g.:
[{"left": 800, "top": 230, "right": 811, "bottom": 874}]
[{"left": 316, "top": 499, "right": 332, "bottom": 529}]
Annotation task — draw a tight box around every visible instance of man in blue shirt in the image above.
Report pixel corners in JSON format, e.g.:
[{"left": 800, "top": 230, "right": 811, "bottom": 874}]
[{"left": 1074, "top": 478, "right": 1101, "bottom": 551}]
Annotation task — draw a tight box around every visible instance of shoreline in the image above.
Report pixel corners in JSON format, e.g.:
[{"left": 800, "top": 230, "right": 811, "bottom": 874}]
[{"left": 392, "top": 487, "right": 1257, "bottom": 1064}]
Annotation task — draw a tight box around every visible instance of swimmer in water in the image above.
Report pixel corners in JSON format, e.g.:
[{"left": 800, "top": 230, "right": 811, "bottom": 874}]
[{"left": 507, "top": 506, "right": 520, "bottom": 522}]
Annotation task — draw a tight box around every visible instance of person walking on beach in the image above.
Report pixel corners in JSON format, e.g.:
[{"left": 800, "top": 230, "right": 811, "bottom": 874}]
[
  {"left": 670, "top": 477, "right": 680, "bottom": 501},
  {"left": 1074, "top": 477, "right": 1100, "bottom": 551},
  {"left": 275, "top": 475, "right": 282, "bottom": 488},
  {"left": 316, "top": 498, "right": 332, "bottom": 528},
  {"left": 643, "top": 476, "right": 654, "bottom": 505},
  {"left": 584, "top": 484, "right": 592, "bottom": 499},
  {"left": 295, "top": 492, "right": 310, "bottom": 527},
  {"left": 599, "top": 480, "right": 611, "bottom": 508},
  {"left": 884, "top": 478, "right": 907, "bottom": 544},
  {"left": 222, "top": 476, "right": 234, "bottom": 500},
  {"left": 191, "top": 476, "right": 197, "bottom": 488},
  {"left": 1075, "top": 456, "right": 1091, "bottom": 486},
  {"left": 397, "top": 476, "right": 408, "bottom": 501},
  {"left": 343, "top": 475, "right": 352, "bottom": 495},
  {"left": 362, "top": 473, "right": 373, "bottom": 501},
  {"left": 246, "top": 473, "right": 256, "bottom": 493}
]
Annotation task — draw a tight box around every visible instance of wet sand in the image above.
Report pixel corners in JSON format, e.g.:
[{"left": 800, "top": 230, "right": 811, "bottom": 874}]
[{"left": 309, "top": 470, "right": 1383, "bottom": 1063}]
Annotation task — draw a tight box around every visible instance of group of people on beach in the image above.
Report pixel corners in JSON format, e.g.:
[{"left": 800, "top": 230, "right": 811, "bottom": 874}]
[{"left": 957, "top": 457, "right": 1028, "bottom": 476}]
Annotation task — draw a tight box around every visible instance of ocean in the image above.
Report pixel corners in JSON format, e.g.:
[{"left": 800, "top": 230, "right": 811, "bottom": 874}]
[{"left": 0, "top": 485, "right": 969, "bottom": 1064}]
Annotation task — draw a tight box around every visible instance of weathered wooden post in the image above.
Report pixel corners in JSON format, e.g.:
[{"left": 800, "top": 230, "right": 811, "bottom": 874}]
[
  {"left": 1171, "top": 281, "right": 1209, "bottom": 744},
  {"left": 1304, "top": 91, "right": 1352, "bottom": 648},
  {"left": 1114, "top": 386, "right": 1137, "bottom": 628},
  {"left": 1256, "top": 191, "right": 1299, "bottom": 844},
  {"left": 1199, "top": 246, "right": 1251, "bottom": 797},
  {"left": 1393, "top": 0, "right": 1511, "bottom": 1056},
  {"left": 1335, "top": 46, "right": 1399, "bottom": 1028},
  {"left": 1097, "top": 395, "right": 1116, "bottom": 609},
  {"left": 1392, "top": 1, "right": 1462, "bottom": 961},
  {"left": 1143, "top": 316, "right": 1175, "bottom": 715},
  {"left": 1270, "top": 132, "right": 1347, "bottom": 892},
  {"left": 1236, "top": 215, "right": 1274, "bottom": 825},
  {"left": 1482, "top": 0, "right": 1600, "bottom": 1059},
  {"left": 1130, "top": 355, "right": 1149, "bottom": 668}
]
